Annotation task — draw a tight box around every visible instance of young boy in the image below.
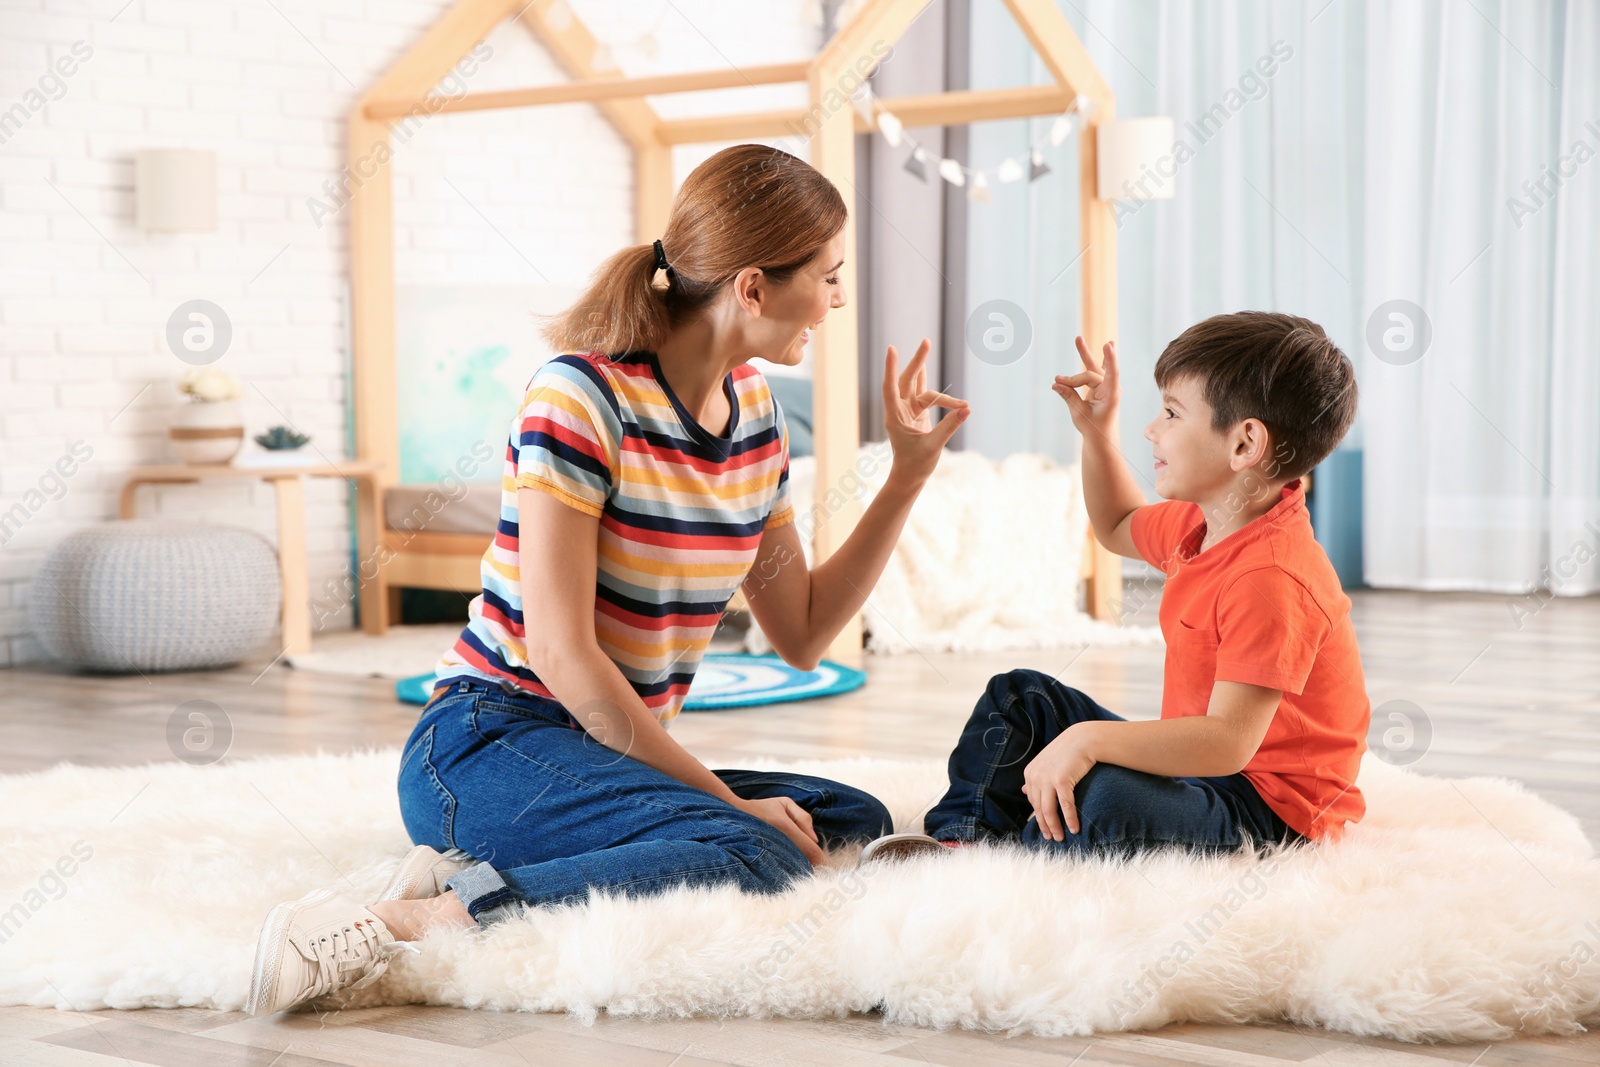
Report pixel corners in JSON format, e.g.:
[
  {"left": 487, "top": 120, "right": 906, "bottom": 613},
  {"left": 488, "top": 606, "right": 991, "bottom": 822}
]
[{"left": 864, "top": 311, "right": 1369, "bottom": 861}]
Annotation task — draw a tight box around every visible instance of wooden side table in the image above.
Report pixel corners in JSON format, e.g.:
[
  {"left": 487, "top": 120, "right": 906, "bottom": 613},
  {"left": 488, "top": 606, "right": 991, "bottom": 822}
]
[{"left": 119, "top": 459, "right": 384, "bottom": 656}]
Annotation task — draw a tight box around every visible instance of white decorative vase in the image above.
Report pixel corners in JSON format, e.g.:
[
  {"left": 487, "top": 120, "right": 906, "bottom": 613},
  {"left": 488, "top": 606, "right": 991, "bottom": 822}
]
[{"left": 170, "top": 400, "right": 244, "bottom": 465}]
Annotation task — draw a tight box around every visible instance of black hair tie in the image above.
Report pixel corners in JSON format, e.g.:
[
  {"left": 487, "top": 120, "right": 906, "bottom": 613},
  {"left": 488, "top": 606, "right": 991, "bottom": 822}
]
[{"left": 652, "top": 238, "right": 670, "bottom": 273}]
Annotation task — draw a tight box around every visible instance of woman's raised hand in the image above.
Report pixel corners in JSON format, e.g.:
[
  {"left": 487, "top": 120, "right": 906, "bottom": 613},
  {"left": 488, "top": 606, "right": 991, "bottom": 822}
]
[{"left": 882, "top": 339, "right": 969, "bottom": 488}]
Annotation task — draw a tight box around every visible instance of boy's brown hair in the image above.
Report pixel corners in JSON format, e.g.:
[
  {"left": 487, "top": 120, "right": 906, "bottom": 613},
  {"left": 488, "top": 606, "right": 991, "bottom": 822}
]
[{"left": 1154, "top": 311, "right": 1357, "bottom": 481}]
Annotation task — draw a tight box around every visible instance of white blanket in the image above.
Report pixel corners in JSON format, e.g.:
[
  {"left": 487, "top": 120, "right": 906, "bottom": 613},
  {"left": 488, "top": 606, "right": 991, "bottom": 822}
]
[{"left": 756, "top": 445, "right": 1160, "bottom": 655}]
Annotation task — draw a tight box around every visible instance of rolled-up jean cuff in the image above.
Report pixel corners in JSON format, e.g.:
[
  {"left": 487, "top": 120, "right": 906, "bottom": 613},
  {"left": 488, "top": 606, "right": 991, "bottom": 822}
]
[{"left": 444, "top": 862, "right": 516, "bottom": 922}]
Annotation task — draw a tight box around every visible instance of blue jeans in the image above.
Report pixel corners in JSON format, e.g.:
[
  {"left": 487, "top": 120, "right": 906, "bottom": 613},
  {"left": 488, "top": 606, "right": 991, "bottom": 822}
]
[
  {"left": 924, "top": 670, "right": 1305, "bottom": 856},
  {"left": 398, "top": 679, "right": 894, "bottom": 922}
]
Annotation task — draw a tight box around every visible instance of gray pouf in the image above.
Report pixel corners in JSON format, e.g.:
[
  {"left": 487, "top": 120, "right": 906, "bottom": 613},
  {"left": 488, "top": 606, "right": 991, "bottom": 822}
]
[{"left": 30, "top": 521, "right": 282, "bottom": 672}]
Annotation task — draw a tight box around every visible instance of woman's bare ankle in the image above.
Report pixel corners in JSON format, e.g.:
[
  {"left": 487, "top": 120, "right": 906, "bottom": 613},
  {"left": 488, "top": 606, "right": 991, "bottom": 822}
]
[{"left": 369, "top": 891, "right": 477, "bottom": 941}]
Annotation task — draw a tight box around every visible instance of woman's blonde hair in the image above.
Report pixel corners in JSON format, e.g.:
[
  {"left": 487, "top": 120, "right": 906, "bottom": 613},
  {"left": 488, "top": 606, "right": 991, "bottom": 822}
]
[{"left": 541, "top": 143, "right": 848, "bottom": 356}]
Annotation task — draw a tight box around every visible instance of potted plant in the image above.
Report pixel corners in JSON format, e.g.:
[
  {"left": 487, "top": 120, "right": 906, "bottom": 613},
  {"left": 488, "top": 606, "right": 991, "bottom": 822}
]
[
  {"left": 237, "top": 424, "right": 313, "bottom": 468},
  {"left": 170, "top": 367, "right": 244, "bottom": 465}
]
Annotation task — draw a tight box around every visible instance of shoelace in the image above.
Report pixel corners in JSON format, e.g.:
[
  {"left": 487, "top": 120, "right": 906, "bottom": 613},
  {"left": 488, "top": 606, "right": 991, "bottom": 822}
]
[{"left": 307, "top": 918, "right": 418, "bottom": 999}]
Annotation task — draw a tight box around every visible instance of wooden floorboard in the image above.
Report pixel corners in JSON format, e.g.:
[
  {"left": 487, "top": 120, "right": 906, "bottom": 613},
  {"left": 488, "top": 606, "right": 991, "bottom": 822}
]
[{"left": 1, "top": 587, "right": 1597, "bottom": 1064}]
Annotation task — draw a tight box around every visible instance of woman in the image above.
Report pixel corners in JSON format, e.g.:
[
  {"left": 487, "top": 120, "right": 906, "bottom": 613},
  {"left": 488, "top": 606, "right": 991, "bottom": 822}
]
[{"left": 246, "top": 144, "right": 969, "bottom": 1015}]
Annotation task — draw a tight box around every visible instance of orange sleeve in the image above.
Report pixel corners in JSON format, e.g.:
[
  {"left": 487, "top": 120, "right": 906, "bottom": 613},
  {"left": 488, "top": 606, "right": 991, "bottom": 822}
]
[
  {"left": 1213, "top": 567, "right": 1331, "bottom": 695},
  {"left": 1129, "top": 500, "right": 1204, "bottom": 572}
]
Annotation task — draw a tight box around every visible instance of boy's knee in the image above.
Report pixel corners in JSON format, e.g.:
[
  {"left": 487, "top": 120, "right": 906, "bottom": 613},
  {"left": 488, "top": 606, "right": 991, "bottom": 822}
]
[
  {"left": 982, "top": 670, "right": 1095, "bottom": 725},
  {"left": 1075, "top": 763, "right": 1147, "bottom": 822},
  {"left": 984, "top": 668, "right": 1062, "bottom": 710},
  {"left": 1017, "top": 766, "right": 1146, "bottom": 851},
  {"left": 990, "top": 667, "right": 1049, "bottom": 693}
]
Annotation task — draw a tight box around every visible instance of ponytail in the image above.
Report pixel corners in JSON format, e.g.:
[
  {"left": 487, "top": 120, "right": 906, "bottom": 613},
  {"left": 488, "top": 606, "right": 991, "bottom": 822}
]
[
  {"left": 540, "top": 143, "right": 848, "bottom": 359},
  {"left": 539, "top": 243, "right": 672, "bottom": 357}
]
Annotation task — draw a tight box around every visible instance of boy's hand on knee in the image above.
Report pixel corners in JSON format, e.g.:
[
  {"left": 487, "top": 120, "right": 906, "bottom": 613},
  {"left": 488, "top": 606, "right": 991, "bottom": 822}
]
[{"left": 1022, "top": 731, "right": 1098, "bottom": 841}]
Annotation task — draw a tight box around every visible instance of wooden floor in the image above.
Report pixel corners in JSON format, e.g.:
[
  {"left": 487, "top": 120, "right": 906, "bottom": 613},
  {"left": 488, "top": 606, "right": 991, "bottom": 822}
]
[{"left": 2, "top": 587, "right": 1598, "bottom": 1064}]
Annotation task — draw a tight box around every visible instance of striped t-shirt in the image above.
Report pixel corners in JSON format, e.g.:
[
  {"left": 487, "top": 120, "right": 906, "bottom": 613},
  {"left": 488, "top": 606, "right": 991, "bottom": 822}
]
[{"left": 434, "top": 351, "right": 794, "bottom": 725}]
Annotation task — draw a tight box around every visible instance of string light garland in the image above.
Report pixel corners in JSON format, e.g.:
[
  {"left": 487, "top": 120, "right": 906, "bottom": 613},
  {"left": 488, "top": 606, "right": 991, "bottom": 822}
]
[
  {"left": 852, "top": 83, "right": 1094, "bottom": 200},
  {"left": 553, "top": 0, "right": 1094, "bottom": 203},
  {"left": 545, "top": 0, "right": 671, "bottom": 70}
]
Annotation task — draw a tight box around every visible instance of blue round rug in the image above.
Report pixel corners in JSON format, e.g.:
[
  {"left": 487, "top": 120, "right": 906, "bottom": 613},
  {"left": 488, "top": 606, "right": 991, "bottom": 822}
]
[
  {"left": 680, "top": 653, "right": 866, "bottom": 710},
  {"left": 395, "top": 654, "right": 866, "bottom": 711}
]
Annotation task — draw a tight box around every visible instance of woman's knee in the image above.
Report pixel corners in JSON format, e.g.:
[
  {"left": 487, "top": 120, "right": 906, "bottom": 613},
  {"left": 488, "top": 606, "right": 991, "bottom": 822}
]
[
  {"left": 713, "top": 816, "right": 814, "bottom": 892},
  {"left": 821, "top": 785, "right": 893, "bottom": 844},
  {"left": 718, "top": 771, "right": 894, "bottom": 847},
  {"left": 857, "top": 792, "right": 895, "bottom": 841}
]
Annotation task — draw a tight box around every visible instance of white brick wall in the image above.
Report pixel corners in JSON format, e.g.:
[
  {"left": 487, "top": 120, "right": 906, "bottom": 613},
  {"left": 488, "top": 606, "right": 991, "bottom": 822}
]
[{"left": 0, "top": 0, "right": 819, "bottom": 667}]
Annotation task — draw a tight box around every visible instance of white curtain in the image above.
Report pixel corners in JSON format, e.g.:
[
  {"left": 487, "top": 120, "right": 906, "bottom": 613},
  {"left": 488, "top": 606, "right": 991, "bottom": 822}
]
[
  {"left": 959, "top": 0, "right": 1600, "bottom": 595},
  {"left": 1362, "top": 0, "right": 1599, "bottom": 594},
  {"left": 1546, "top": 2, "right": 1600, "bottom": 597}
]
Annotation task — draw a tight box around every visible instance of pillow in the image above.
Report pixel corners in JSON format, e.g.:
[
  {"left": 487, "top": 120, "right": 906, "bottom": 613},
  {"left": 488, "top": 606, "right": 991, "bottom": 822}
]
[{"left": 764, "top": 374, "right": 814, "bottom": 458}]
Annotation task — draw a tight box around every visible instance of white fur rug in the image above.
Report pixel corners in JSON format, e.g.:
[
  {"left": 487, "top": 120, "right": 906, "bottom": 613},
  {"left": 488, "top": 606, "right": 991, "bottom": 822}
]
[
  {"left": 766, "top": 446, "right": 1161, "bottom": 656},
  {"left": 2, "top": 749, "right": 1597, "bottom": 1042}
]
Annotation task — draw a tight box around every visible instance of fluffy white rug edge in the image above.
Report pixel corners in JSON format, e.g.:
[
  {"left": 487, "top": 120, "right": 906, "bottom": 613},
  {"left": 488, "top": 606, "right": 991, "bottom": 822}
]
[{"left": 2, "top": 748, "right": 1598, "bottom": 1044}]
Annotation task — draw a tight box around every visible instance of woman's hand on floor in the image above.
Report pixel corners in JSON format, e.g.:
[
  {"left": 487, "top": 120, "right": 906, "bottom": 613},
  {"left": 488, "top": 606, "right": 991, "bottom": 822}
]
[
  {"left": 735, "top": 796, "right": 826, "bottom": 866},
  {"left": 882, "top": 338, "right": 969, "bottom": 489},
  {"left": 1023, "top": 729, "right": 1099, "bottom": 840}
]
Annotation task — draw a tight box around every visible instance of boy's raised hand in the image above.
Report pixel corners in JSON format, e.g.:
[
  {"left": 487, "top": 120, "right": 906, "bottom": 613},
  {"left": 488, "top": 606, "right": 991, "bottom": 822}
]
[{"left": 1051, "top": 335, "right": 1120, "bottom": 437}]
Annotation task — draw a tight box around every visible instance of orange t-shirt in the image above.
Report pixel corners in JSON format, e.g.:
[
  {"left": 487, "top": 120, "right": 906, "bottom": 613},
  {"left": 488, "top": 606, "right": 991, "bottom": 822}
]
[{"left": 1129, "top": 479, "right": 1370, "bottom": 841}]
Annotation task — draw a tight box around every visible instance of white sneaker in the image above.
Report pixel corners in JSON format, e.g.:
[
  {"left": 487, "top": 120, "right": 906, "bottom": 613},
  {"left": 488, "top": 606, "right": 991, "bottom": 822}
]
[
  {"left": 245, "top": 888, "right": 417, "bottom": 1016},
  {"left": 859, "top": 832, "right": 960, "bottom": 864},
  {"left": 376, "top": 845, "right": 474, "bottom": 902}
]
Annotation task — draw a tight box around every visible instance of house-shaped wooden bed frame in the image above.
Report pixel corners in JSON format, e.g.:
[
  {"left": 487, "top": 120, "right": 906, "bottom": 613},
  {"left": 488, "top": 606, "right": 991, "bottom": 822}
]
[{"left": 347, "top": 0, "right": 1122, "bottom": 663}]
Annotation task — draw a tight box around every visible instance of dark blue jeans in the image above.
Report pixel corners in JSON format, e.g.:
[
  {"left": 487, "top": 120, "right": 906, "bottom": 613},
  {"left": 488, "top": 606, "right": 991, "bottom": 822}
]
[
  {"left": 924, "top": 669, "right": 1304, "bottom": 856},
  {"left": 398, "top": 680, "right": 893, "bottom": 922}
]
